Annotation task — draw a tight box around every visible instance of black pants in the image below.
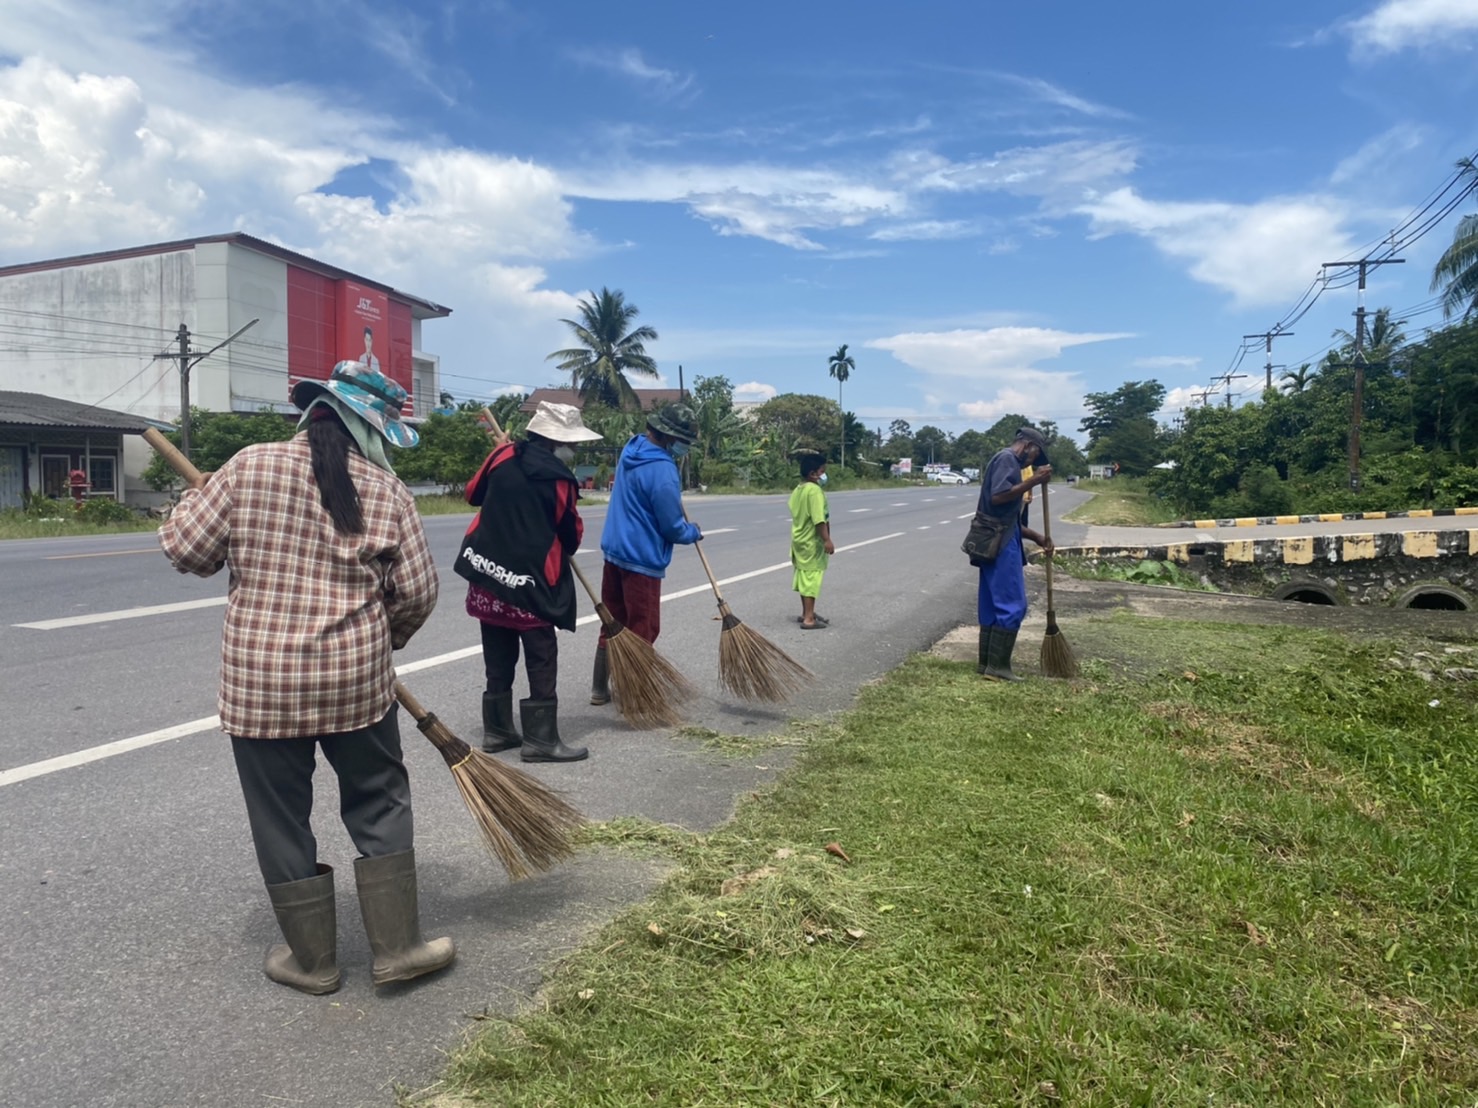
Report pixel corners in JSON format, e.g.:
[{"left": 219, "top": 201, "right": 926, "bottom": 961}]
[
  {"left": 480, "top": 623, "right": 558, "bottom": 701},
  {"left": 230, "top": 705, "right": 414, "bottom": 886}
]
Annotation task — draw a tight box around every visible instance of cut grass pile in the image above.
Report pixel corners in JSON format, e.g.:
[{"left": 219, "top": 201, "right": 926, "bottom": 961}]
[
  {"left": 435, "top": 616, "right": 1478, "bottom": 1107},
  {"left": 1063, "top": 477, "right": 1180, "bottom": 527}
]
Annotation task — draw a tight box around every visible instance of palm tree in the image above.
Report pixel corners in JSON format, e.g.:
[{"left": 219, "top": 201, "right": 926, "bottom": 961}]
[
  {"left": 1279, "top": 364, "right": 1315, "bottom": 393},
  {"left": 1332, "top": 306, "right": 1407, "bottom": 365},
  {"left": 827, "top": 344, "right": 855, "bottom": 467},
  {"left": 1432, "top": 158, "right": 1478, "bottom": 320},
  {"left": 546, "top": 288, "right": 659, "bottom": 410}
]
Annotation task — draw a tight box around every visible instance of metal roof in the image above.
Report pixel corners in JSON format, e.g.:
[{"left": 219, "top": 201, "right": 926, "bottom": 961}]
[
  {"left": 0, "top": 232, "right": 452, "bottom": 320},
  {"left": 0, "top": 391, "right": 161, "bottom": 433}
]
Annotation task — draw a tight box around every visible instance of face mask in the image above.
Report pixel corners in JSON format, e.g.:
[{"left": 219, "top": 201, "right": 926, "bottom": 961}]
[
  {"left": 553, "top": 445, "right": 575, "bottom": 465},
  {"left": 671, "top": 442, "right": 690, "bottom": 458},
  {"left": 818, "top": 473, "right": 829, "bottom": 487}
]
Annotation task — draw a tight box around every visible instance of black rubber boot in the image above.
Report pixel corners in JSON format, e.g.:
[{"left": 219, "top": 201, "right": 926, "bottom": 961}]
[
  {"left": 982, "top": 628, "right": 1025, "bottom": 682},
  {"left": 520, "top": 698, "right": 588, "bottom": 763},
  {"left": 264, "top": 863, "right": 341, "bottom": 995},
  {"left": 976, "top": 625, "right": 993, "bottom": 675},
  {"left": 353, "top": 850, "right": 455, "bottom": 987},
  {"left": 589, "top": 646, "right": 611, "bottom": 706},
  {"left": 481, "top": 691, "right": 521, "bottom": 753}
]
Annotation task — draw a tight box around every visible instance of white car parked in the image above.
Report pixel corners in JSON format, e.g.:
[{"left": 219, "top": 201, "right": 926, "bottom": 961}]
[{"left": 929, "top": 470, "right": 971, "bottom": 485}]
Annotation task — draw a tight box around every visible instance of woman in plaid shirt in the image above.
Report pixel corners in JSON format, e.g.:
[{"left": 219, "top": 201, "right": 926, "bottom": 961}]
[{"left": 160, "top": 361, "right": 451, "bottom": 996}]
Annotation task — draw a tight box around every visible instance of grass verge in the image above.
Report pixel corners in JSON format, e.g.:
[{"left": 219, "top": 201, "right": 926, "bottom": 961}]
[
  {"left": 1064, "top": 477, "right": 1180, "bottom": 527},
  {"left": 433, "top": 615, "right": 1478, "bottom": 1106}
]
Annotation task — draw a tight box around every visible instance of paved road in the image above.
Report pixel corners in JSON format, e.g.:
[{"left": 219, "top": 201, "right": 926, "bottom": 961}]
[{"left": 4, "top": 482, "right": 1090, "bottom": 1108}]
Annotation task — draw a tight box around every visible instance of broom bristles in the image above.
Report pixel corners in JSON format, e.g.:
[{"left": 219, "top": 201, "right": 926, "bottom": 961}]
[
  {"left": 1040, "top": 614, "right": 1079, "bottom": 679},
  {"left": 605, "top": 624, "right": 696, "bottom": 729},
  {"left": 717, "top": 607, "right": 814, "bottom": 702},
  {"left": 414, "top": 711, "right": 585, "bottom": 878}
]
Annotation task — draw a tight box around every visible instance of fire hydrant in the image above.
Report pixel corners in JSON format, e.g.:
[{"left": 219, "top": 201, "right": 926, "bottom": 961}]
[{"left": 68, "top": 468, "right": 89, "bottom": 504}]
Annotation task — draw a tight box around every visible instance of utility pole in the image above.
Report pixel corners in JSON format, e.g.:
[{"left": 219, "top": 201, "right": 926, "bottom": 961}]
[
  {"left": 1215, "top": 370, "right": 1249, "bottom": 409},
  {"left": 1244, "top": 330, "right": 1294, "bottom": 391},
  {"left": 1321, "top": 257, "right": 1404, "bottom": 491},
  {"left": 156, "top": 319, "right": 261, "bottom": 462}
]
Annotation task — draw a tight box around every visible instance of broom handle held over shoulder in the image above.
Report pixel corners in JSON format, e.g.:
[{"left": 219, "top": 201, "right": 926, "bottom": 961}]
[
  {"left": 682, "top": 505, "right": 725, "bottom": 605},
  {"left": 143, "top": 427, "right": 207, "bottom": 489}
]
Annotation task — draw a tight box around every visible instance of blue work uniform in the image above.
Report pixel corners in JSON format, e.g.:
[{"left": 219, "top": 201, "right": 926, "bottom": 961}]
[{"left": 977, "top": 448, "right": 1028, "bottom": 630}]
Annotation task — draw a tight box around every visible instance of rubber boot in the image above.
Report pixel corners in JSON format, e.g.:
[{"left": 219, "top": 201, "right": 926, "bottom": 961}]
[
  {"left": 982, "top": 628, "right": 1025, "bottom": 682},
  {"left": 353, "top": 850, "right": 456, "bottom": 987},
  {"left": 976, "top": 625, "right": 993, "bottom": 676},
  {"left": 589, "top": 645, "right": 611, "bottom": 706},
  {"left": 520, "top": 698, "right": 588, "bottom": 763},
  {"left": 263, "top": 863, "right": 341, "bottom": 995},
  {"left": 481, "top": 691, "right": 521, "bottom": 753}
]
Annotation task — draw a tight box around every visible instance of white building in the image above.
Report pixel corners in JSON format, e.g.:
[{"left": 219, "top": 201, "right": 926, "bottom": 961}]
[{"left": 0, "top": 233, "right": 451, "bottom": 503}]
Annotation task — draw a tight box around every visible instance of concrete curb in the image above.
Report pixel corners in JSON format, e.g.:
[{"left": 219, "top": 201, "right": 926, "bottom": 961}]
[{"left": 1156, "top": 506, "right": 1478, "bottom": 529}]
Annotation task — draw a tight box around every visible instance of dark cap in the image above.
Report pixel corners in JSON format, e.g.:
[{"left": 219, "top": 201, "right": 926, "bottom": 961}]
[
  {"left": 647, "top": 402, "right": 698, "bottom": 444},
  {"left": 1015, "top": 426, "right": 1050, "bottom": 466}
]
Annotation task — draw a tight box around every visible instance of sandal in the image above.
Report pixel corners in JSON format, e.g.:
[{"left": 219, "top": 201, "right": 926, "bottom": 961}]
[
  {"left": 795, "top": 615, "right": 829, "bottom": 627},
  {"left": 800, "top": 620, "right": 828, "bottom": 630}
]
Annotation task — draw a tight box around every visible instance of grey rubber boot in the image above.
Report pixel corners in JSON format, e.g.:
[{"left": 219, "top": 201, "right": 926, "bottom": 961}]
[
  {"left": 520, "top": 698, "right": 588, "bottom": 763},
  {"left": 481, "top": 691, "right": 521, "bottom": 753},
  {"left": 353, "top": 850, "right": 456, "bottom": 987},
  {"left": 264, "top": 863, "right": 341, "bottom": 995},
  {"left": 982, "top": 628, "right": 1025, "bottom": 682},
  {"left": 589, "top": 645, "right": 611, "bottom": 706},
  {"left": 976, "top": 625, "right": 993, "bottom": 676}
]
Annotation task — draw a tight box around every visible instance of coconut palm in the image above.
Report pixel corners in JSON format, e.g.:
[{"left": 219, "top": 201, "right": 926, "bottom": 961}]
[
  {"left": 1432, "top": 158, "right": 1478, "bottom": 320},
  {"left": 1332, "top": 306, "right": 1407, "bottom": 365},
  {"left": 827, "top": 344, "right": 856, "bottom": 466},
  {"left": 1279, "top": 364, "right": 1315, "bottom": 393},
  {"left": 546, "top": 288, "right": 659, "bottom": 410}
]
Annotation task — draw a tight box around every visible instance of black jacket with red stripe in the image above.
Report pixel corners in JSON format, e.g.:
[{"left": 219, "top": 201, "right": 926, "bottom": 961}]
[{"left": 454, "top": 440, "right": 584, "bottom": 631}]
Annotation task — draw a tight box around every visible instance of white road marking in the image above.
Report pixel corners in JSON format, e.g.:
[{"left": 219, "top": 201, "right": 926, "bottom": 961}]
[
  {"left": 15, "top": 597, "right": 227, "bottom": 630},
  {"left": 918, "top": 525, "right": 930, "bottom": 530},
  {"left": 923, "top": 498, "right": 936, "bottom": 502},
  {"left": 940, "top": 520, "right": 951, "bottom": 525},
  {"left": 3, "top": 531, "right": 907, "bottom": 787},
  {"left": 703, "top": 528, "right": 738, "bottom": 535},
  {"left": 848, "top": 508, "right": 872, "bottom": 513},
  {"left": 890, "top": 502, "right": 906, "bottom": 507},
  {"left": 957, "top": 513, "right": 974, "bottom": 520},
  {"left": 44, "top": 548, "right": 158, "bottom": 560}
]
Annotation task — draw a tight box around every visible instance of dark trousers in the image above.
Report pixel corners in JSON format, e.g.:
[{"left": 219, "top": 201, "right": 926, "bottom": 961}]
[
  {"left": 480, "top": 622, "right": 558, "bottom": 700},
  {"left": 230, "top": 706, "right": 414, "bottom": 886},
  {"left": 599, "top": 562, "right": 663, "bottom": 646}
]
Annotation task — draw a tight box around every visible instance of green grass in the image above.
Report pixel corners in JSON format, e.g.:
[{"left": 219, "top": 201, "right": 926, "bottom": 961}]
[
  {"left": 0, "top": 509, "right": 162, "bottom": 539},
  {"left": 1064, "top": 477, "right": 1181, "bottom": 527},
  {"left": 1055, "top": 555, "right": 1218, "bottom": 593},
  {"left": 434, "top": 615, "right": 1478, "bottom": 1107}
]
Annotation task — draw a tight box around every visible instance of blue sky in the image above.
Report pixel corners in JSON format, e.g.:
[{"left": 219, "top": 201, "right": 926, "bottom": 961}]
[{"left": 2, "top": 0, "right": 1477, "bottom": 442}]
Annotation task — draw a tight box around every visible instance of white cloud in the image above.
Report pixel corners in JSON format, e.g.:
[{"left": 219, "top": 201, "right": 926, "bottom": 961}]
[
  {"left": 1133, "top": 355, "right": 1202, "bottom": 369},
  {"left": 869, "top": 220, "right": 978, "bottom": 242},
  {"left": 1077, "top": 187, "right": 1356, "bottom": 307},
  {"left": 865, "top": 326, "right": 1131, "bottom": 380},
  {"left": 567, "top": 47, "right": 694, "bottom": 96},
  {"left": 1162, "top": 384, "right": 1217, "bottom": 412},
  {"left": 988, "top": 73, "right": 1133, "bottom": 121},
  {"left": 565, "top": 163, "right": 909, "bottom": 250},
  {"left": 1330, "top": 125, "right": 1427, "bottom": 185},
  {"left": 1345, "top": 0, "right": 1478, "bottom": 52},
  {"left": 734, "top": 381, "right": 779, "bottom": 402},
  {"left": 896, "top": 140, "right": 1138, "bottom": 203},
  {"left": 957, "top": 387, "right": 1046, "bottom": 422}
]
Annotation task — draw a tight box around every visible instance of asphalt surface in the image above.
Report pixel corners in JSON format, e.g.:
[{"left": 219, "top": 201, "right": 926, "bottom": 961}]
[{"left": 3, "top": 482, "right": 1094, "bottom": 1108}]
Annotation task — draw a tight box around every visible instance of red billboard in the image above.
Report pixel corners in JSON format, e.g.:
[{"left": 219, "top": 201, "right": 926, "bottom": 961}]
[{"left": 287, "top": 267, "right": 415, "bottom": 408}]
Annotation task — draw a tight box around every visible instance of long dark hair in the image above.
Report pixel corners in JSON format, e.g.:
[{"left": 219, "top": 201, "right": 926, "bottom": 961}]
[{"left": 307, "top": 410, "right": 365, "bottom": 535}]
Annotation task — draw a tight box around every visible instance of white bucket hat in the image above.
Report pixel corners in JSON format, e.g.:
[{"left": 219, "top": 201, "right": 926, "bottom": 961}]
[{"left": 525, "top": 401, "right": 603, "bottom": 443}]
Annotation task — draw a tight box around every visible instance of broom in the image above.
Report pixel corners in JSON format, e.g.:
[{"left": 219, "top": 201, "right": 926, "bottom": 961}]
[
  {"left": 475, "top": 410, "right": 695, "bottom": 729},
  {"left": 685, "top": 512, "right": 813, "bottom": 702},
  {"left": 569, "top": 558, "right": 695, "bottom": 729},
  {"left": 1037, "top": 479, "right": 1079, "bottom": 678},
  {"left": 142, "top": 426, "right": 584, "bottom": 879}
]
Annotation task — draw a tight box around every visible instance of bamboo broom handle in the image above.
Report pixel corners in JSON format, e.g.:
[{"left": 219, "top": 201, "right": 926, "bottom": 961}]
[
  {"left": 682, "top": 507, "right": 725, "bottom": 605},
  {"left": 392, "top": 680, "right": 429, "bottom": 722},
  {"left": 142, "top": 427, "right": 208, "bottom": 489},
  {"left": 1040, "top": 479, "right": 1056, "bottom": 611}
]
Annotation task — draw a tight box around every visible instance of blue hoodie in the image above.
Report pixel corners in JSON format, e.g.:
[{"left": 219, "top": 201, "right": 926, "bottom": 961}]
[{"left": 601, "top": 434, "right": 702, "bottom": 578}]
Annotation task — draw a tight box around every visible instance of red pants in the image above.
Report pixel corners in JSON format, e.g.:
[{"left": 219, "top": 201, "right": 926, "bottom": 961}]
[{"left": 599, "top": 562, "right": 663, "bottom": 646}]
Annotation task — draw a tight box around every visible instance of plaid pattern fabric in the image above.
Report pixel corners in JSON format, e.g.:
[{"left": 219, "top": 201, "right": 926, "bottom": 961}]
[{"left": 159, "top": 435, "right": 438, "bottom": 739}]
